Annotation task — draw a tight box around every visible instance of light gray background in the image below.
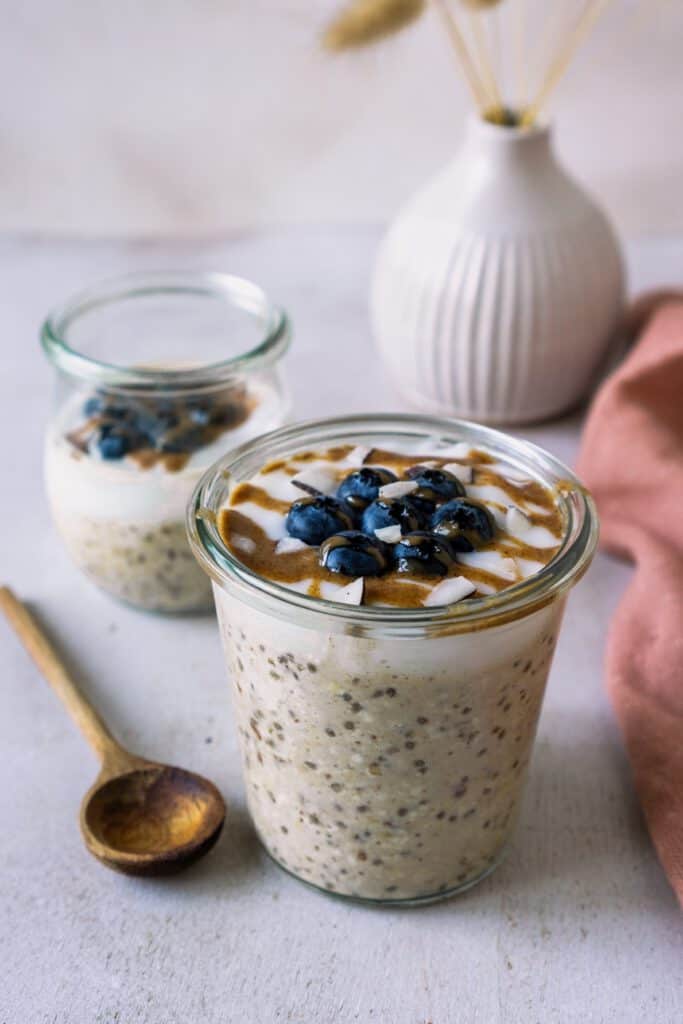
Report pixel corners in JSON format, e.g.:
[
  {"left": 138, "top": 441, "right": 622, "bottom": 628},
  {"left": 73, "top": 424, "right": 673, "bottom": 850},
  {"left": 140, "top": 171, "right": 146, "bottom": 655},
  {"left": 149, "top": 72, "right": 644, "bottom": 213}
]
[
  {"left": 2, "top": 4, "right": 682, "bottom": 1017},
  {"left": 2, "top": 0, "right": 682, "bottom": 237},
  {"left": 1, "top": 231, "right": 681, "bottom": 1023}
]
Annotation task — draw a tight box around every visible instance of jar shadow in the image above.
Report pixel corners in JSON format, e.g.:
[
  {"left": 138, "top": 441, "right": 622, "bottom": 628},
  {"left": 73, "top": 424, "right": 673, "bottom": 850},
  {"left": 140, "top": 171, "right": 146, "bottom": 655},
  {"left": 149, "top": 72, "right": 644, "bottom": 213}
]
[
  {"left": 431, "top": 714, "right": 672, "bottom": 914},
  {"left": 174, "top": 799, "right": 263, "bottom": 894},
  {"left": 160, "top": 715, "right": 670, "bottom": 911}
]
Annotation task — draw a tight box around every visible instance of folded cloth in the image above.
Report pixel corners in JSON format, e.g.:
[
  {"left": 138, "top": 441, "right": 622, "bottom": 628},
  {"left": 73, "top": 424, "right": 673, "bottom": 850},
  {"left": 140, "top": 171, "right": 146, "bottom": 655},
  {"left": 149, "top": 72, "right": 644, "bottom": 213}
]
[{"left": 577, "top": 297, "right": 683, "bottom": 907}]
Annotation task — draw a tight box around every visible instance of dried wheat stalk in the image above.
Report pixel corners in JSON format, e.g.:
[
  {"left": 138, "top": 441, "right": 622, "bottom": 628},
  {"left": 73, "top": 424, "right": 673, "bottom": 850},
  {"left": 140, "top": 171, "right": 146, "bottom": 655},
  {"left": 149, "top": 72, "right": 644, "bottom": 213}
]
[
  {"left": 322, "top": 0, "right": 426, "bottom": 50},
  {"left": 324, "top": 0, "right": 631, "bottom": 128}
]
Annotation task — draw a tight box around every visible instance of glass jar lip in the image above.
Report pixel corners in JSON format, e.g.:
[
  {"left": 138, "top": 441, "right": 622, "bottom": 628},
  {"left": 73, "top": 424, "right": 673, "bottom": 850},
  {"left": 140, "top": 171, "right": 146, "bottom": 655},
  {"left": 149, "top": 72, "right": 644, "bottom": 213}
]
[
  {"left": 186, "top": 413, "right": 599, "bottom": 636},
  {"left": 40, "top": 270, "right": 291, "bottom": 390}
]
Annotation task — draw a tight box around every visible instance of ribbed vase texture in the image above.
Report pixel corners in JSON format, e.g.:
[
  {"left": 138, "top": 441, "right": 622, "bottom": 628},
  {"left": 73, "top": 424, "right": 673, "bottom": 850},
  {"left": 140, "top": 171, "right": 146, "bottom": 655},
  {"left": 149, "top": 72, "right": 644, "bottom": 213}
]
[{"left": 371, "top": 119, "right": 624, "bottom": 424}]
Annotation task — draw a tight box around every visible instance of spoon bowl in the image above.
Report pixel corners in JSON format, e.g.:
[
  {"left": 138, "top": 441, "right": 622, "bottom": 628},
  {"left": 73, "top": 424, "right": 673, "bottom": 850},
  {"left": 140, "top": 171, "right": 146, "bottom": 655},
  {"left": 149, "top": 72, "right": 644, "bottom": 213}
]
[
  {"left": 82, "top": 764, "right": 226, "bottom": 876},
  {"left": 1, "top": 586, "right": 226, "bottom": 876}
]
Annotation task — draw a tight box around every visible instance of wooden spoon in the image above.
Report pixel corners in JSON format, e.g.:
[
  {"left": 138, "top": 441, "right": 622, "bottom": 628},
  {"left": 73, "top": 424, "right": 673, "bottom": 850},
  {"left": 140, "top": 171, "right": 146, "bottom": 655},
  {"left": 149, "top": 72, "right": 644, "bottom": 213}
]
[{"left": 1, "top": 586, "right": 226, "bottom": 876}]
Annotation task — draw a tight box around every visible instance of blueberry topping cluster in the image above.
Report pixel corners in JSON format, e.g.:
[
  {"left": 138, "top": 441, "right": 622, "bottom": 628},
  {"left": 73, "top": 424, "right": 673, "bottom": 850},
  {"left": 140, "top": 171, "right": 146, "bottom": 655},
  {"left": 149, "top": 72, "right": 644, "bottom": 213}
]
[
  {"left": 75, "top": 388, "right": 249, "bottom": 461},
  {"left": 282, "top": 461, "right": 495, "bottom": 580}
]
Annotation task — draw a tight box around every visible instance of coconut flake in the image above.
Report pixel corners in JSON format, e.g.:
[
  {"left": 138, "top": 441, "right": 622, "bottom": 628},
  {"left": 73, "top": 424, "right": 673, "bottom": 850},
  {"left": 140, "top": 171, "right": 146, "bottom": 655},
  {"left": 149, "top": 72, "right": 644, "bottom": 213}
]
[
  {"left": 346, "top": 445, "right": 371, "bottom": 467},
  {"left": 501, "top": 557, "right": 519, "bottom": 580},
  {"left": 275, "top": 536, "right": 309, "bottom": 555},
  {"left": 443, "top": 462, "right": 473, "bottom": 485},
  {"left": 232, "top": 535, "right": 256, "bottom": 555},
  {"left": 338, "top": 577, "right": 365, "bottom": 605},
  {"left": 457, "top": 550, "right": 518, "bottom": 581},
  {"left": 423, "top": 576, "right": 476, "bottom": 607},
  {"left": 489, "top": 505, "right": 508, "bottom": 531},
  {"left": 379, "top": 480, "right": 418, "bottom": 500},
  {"left": 506, "top": 506, "right": 531, "bottom": 534},
  {"left": 291, "top": 466, "right": 338, "bottom": 496},
  {"left": 374, "top": 525, "right": 402, "bottom": 544}
]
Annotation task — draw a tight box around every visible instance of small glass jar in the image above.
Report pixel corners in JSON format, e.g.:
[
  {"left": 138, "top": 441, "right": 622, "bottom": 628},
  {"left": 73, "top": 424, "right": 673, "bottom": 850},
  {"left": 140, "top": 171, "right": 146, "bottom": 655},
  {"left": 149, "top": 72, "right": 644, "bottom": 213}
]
[
  {"left": 42, "top": 271, "right": 290, "bottom": 613},
  {"left": 187, "top": 414, "right": 598, "bottom": 905}
]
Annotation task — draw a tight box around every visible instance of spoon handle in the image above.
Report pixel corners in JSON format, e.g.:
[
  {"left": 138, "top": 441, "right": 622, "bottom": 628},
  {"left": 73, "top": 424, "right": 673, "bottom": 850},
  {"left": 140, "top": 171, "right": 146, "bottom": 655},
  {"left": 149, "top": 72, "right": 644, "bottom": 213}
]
[{"left": 0, "top": 586, "right": 135, "bottom": 770}]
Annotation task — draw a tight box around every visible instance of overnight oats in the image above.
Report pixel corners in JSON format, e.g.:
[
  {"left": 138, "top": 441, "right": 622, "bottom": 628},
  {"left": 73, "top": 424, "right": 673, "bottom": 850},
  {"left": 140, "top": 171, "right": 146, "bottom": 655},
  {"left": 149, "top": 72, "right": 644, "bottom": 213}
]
[
  {"left": 188, "top": 415, "right": 598, "bottom": 903},
  {"left": 42, "top": 272, "right": 290, "bottom": 612}
]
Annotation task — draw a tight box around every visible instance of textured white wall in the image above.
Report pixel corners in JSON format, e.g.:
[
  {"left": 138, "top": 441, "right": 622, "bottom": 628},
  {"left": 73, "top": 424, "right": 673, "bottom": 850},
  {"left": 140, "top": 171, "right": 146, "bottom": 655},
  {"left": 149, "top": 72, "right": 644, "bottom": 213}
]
[{"left": 2, "top": 1, "right": 681, "bottom": 238}]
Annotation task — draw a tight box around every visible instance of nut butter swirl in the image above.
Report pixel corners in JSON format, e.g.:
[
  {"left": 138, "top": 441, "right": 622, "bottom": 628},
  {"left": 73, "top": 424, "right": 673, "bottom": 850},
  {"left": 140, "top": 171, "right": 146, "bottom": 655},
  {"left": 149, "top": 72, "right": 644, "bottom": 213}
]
[{"left": 219, "top": 444, "right": 564, "bottom": 608}]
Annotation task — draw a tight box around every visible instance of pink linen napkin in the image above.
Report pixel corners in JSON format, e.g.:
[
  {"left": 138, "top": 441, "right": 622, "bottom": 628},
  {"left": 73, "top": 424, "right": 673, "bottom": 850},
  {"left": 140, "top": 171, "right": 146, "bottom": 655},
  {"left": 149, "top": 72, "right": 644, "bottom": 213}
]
[{"left": 576, "top": 297, "right": 683, "bottom": 906}]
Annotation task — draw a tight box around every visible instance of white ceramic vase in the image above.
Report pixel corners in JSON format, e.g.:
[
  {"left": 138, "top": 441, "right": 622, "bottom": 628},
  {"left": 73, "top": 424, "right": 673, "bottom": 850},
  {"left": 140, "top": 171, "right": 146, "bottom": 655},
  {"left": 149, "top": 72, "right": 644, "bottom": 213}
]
[{"left": 371, "top": 117, "right": 624, "bottom": 424}]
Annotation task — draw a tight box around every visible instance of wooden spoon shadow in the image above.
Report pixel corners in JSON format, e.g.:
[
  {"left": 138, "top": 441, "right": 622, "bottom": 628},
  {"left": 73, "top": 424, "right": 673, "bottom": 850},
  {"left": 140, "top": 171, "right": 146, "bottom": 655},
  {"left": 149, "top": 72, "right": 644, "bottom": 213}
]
[{"left": 169, "top": 799, "right": 263, "bottom": 892}]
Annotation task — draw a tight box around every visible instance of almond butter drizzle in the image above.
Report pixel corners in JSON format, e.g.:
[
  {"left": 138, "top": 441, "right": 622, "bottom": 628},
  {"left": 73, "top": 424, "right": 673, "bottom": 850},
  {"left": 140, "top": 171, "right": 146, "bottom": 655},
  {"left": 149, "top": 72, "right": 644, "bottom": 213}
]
[
  {"left": 291, "top": 446, "right": 353, "bottom": 465},
  {"left": 65, "top": 418, "right": 99, "bottom": 454},
  {"left": 219, "top": 506, "right": 543, "bottom": 608},
  {"left": 128, "top": 449, "right": 192, "bottom": 473},
  {"left": 473, "top": 469, "right": 558, "bottom": 517},
  {"left": 216, "top": 446, "right": 565, "bottom": 608},
  {"left": 491, "top": 538, "right": 560, "bottom": 562},
  {"left": 364, "top": 447, "right": 492, "bottom": 472},
  {"left": 261, "top": 458, "right": 290, "bottom": 475},
  {"left": 220, "top": 509, "right": 319, "bottom": 580},
  {"left": 65, "top": 390, "right": 255, "bottom": 473},
  {"left": 230, "top": 483, "right": 291, "bottom": 514}
]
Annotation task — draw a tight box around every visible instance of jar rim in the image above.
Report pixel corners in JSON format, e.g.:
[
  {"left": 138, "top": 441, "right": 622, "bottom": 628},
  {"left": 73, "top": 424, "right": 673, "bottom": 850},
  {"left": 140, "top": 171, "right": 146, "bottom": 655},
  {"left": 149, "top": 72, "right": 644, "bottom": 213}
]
[
  {"left": 186, "top": 413, "right": 599, "bottom": 637},
  {"left": 40, "top": 270, "right": 291, "bottom": 390}
]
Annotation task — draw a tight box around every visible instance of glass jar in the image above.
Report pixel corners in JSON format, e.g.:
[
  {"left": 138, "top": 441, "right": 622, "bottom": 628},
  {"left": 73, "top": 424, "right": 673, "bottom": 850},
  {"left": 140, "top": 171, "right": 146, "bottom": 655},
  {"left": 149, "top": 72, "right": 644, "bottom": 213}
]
[
  {"left": 187, "top": 414, "right": 598, "bottom": 904},
  {"left": 42, "top": 271, "right": 290, "bottom": 613}
]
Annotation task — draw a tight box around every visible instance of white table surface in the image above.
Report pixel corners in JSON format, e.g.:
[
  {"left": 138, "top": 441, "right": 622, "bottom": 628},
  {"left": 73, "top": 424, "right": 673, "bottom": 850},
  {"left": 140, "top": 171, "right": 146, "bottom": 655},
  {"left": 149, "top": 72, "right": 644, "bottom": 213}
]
[{"left": 2, "top": 230, "right": 682, "bottom": 1024}]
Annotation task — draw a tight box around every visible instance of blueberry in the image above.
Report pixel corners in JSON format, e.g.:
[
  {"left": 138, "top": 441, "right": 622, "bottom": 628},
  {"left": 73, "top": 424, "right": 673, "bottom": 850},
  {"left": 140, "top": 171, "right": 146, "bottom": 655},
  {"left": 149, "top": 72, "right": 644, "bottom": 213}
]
[
  {"left": 319, "top": 531, "right": 389, "bottom": 577},
  {"left": 361, "top": 498, "right": 423, "bottom": 536},
  {"left": 406, "top": 466, "right": 466, "bottom": 504},
  {"left": 337, "top": 467, "right": 397, "bottom": 511},
  {"left": 102, "top": 403, "right": 131, "bottom": 422},
  {"left": 96, "top": 428, "right": 131, "bottom": 460},
  {"left": 393, "top": 532, "right": 456, "bottom": 576},
  {"left": 431, "top": 498, "right": 495, "bottom": 552},
  {"left": 286, "top": 496, "right": 355, "bottom": 546},
  {"left": 83, "top": 395, "right": 105, "bottom": 417},
  {"left": 85, "top": 392, "right": 137, "bottom": 423}
]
